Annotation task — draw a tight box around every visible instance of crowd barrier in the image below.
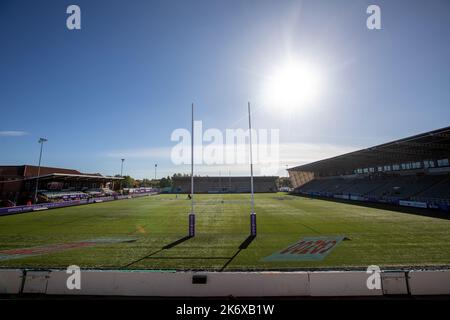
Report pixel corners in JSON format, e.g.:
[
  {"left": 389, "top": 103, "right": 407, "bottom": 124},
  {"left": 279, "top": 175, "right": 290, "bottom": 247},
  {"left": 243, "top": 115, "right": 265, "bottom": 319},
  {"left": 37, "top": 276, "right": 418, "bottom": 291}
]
[
  {"left": 0, "top": 192, "right": 158, "bottom": 217},
  {"left": 299, "top": 192, "right": 450, "bottom": 212}
]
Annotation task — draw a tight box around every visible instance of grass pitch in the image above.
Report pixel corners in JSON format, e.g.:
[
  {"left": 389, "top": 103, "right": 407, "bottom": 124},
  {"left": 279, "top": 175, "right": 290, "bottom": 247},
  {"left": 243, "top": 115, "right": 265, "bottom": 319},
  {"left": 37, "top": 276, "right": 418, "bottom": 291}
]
[{"left": 0, "top": 193, "right": 449, "bottom": 270}]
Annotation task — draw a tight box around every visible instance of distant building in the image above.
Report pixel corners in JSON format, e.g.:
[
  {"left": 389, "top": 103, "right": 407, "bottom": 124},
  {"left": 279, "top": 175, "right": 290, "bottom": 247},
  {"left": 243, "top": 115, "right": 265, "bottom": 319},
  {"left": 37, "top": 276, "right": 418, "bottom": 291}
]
[
  {"left": 172, "top": 176, "right": 278, "bottom": 193},
  {"left": 0, "top": 165, "right": 122, "bottom": 205}
]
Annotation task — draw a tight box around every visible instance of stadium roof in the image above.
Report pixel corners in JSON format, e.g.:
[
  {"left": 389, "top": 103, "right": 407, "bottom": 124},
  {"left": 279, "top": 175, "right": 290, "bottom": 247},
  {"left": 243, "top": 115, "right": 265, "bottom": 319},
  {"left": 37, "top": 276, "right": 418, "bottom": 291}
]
[
  {"left": 0, "top": 165, "right": 123, "bottom": 183},
  {"left": 24, "top": 173, "right": 124, "bottom": 181},
  {"left": 288, "top": 126, "right": 450, "bottom": 175}
]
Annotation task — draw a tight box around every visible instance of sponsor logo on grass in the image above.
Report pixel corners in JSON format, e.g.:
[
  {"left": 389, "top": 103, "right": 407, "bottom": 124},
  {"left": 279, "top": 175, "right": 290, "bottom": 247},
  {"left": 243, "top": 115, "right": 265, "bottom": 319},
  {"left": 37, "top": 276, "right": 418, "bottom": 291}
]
[{"left": 263, "top": 236, "right": 345, "bottom": 261}]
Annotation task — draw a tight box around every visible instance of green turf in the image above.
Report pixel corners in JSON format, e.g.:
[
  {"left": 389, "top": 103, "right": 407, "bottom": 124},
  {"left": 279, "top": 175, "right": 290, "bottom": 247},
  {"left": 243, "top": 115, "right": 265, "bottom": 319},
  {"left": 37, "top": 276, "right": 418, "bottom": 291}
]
[{"left": 0, "top": 193, "right": 449, "bottom": 270}]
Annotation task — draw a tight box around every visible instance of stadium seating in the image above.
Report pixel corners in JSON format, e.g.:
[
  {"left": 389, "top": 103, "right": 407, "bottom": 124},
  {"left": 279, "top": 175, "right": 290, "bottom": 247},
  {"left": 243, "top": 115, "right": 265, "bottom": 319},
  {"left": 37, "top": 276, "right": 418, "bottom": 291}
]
[
  {"left": 85, "top": 188, "right": 115, "bottom": 197},
  {"left": 295, "top": 174, "right": 450, "bottom": 204},
  {"left": 413, "top": 175, "right": 450, "bottom": 203},
  {"left": 365, "top": 175, "right": 443, "bottom": 200},
  {"left": 172, "top": 176, "right": 277, "bottom": 193},
  {"left": 40, "top": 191, "right": 88, "bottom": 202}
]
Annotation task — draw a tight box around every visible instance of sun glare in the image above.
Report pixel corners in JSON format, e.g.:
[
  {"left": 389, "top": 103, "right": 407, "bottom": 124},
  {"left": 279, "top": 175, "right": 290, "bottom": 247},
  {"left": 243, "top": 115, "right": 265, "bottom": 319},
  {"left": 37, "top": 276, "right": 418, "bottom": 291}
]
[{"left": 264, "top": 61, "right": 323, "bottom": 111}]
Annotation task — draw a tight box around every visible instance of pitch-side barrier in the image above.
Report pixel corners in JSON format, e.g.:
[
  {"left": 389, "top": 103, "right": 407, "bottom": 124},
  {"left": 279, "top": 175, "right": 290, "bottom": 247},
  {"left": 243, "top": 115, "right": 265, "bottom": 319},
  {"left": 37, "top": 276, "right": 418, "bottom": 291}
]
[
  {"left": 1, "top": 269, "right": 449, "bottom": 297},
  {"left": 0, "top": 192, "right": 158, "bottom": 217}
]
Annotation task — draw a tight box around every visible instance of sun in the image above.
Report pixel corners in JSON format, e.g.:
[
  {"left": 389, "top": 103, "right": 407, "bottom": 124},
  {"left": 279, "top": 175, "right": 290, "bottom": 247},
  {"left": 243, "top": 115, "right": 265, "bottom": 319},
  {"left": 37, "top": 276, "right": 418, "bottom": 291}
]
[{"left": 263, "top": 60, "right": 323, "bottom": 111}]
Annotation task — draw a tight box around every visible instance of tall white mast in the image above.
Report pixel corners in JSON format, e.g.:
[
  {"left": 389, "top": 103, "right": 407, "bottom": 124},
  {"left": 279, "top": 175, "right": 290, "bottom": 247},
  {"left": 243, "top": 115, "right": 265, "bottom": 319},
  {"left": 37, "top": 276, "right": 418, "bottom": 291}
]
[
  {"left": 189, "top": 103, "right": 195, "bottom": 236},
  {"left": 248, "top": 102, "right": 255, "bottom": 214},
  {"left": 248, "top": 102, "right": 257, "bottom": 236},
  {"left": 191, "top": 103, "right": 194, "bottom": 213}
]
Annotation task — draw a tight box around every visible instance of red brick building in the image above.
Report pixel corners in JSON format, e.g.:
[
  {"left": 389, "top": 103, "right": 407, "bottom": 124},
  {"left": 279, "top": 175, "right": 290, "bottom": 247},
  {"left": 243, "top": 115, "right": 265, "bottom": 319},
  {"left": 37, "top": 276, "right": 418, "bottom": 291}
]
[{"left": 0, "top": 165, "right": 122, "bottom": 205}]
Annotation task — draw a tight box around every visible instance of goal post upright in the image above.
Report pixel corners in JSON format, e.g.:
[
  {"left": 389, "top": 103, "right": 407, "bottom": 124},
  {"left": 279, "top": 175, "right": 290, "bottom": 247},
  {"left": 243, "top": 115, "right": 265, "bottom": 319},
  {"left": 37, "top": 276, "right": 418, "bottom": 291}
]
[
  {"left": 189, "top": 102, "right": 195, "bottom": 237},
  {"left": 248, "top": 102, "right": 257, "bottom": 236}
]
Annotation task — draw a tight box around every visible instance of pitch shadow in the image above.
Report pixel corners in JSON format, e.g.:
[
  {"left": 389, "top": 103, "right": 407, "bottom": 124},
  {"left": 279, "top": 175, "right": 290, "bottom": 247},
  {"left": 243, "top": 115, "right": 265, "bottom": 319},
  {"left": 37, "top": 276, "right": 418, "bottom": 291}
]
[
  {"left": 162, "top": 235, "right": 193, "bottom": 249},
  {"left": 220, "top": 235, "right": 256, "bottom": 271},
  {"left": 239, "top": 234, "right": 256, "bottom": 249},
  {"left": 122, "top": 235, "right": 193, "bottom": 269}
]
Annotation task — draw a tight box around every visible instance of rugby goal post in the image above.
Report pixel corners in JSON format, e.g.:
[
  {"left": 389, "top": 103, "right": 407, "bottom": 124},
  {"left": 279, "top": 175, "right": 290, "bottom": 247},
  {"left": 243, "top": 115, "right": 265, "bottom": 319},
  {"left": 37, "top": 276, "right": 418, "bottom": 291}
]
[
  {"left": 248, "top": 102, "right": 257, "bottom": 237},
  {"left": 188, "top": 103, "right": 195, "bottom": 237}
]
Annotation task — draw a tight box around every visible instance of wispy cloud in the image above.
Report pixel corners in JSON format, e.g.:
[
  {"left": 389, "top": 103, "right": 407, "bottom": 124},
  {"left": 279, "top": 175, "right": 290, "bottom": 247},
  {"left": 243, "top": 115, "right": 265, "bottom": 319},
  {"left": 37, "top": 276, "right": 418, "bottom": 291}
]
[
  {"left": 0, "top": 131, "right": 28, "bottom": 137},
  {"left": 103, "top": 143, "right": 356, "bottom": 162},
  {"left": 102, "top": 142, "right": 358, "bottom": 177},
  {"left": 103, "top": 147, "right": 171, "bottom": 159}
]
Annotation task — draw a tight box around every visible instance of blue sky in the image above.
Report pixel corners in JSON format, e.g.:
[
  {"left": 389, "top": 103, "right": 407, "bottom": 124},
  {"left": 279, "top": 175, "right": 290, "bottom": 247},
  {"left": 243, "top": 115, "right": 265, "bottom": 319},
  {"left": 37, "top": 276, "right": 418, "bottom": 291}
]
[{"left": 1, "top": 0, "right": 449, "bottom": 178}]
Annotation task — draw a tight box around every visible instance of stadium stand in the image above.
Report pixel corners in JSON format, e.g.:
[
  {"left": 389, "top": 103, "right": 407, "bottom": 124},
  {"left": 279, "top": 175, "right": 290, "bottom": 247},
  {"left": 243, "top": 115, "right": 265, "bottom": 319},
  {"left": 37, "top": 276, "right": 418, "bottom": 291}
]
[
  {"left": 288, "top": 126, "right": 450, "bottom": 212},
  {"left": 172, "top": 176, "right": 278, "bottom": 193},
  {"left": 413, "top": 175, "right": 450, "bottom": 205},
  {"left": 85, "top": 188, "right": 116, "bottom": 197},
  {"left": 0, "top": 165, "right": 123, "bottom": 205},
  {"left": 40, "top": 191, "right": 88, "bottom": 202}
]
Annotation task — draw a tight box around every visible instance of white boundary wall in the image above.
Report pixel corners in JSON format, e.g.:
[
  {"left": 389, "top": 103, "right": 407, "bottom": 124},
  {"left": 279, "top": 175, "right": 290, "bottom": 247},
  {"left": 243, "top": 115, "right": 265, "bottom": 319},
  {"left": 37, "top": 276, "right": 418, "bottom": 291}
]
[
  {"left": 0, "top": 269, "right": 23, "bottom": 294},
  {"left": 0, "top": 269, "right": 448, "bottom": 297},
  {"left": 46, "top": 271, "right": 310, "bottom": 297},
  {"left": 309, "top": 271, "right": 382, "bottom": 296},
  {"left": 408, "top": 270, "right": 450, "bottom": 295}
]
